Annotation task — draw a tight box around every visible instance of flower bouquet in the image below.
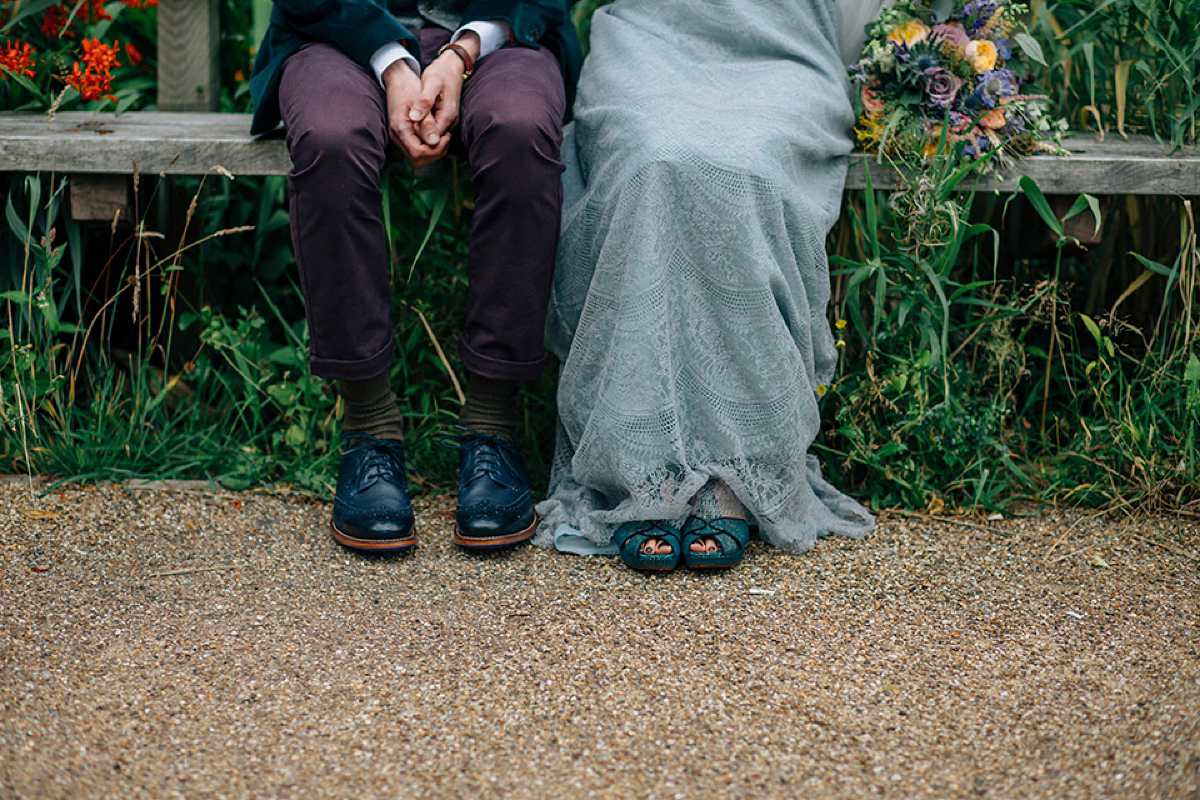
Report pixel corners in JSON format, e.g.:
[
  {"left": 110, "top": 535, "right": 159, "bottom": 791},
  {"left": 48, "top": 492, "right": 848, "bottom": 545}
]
[{"left": 850, "top": 0, "right": 1061, "bottom": 166}]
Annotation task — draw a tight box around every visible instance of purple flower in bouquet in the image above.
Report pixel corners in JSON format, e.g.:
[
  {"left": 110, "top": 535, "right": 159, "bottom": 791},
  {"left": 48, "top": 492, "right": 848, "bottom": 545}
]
[
  {"left": 961, "top": 1, "right": 999, "bottom": 35},
  {"left": 994, "top": 37, "right": 1013, "bottom": 60},
  {"left": 1004, "top": 112, "right": 1028, "bottom": 136},
  {"left": 923, "top": 67, "right": 964, "bottom": 108},
  {"left": 930, "top": 22, "right": 970, "bottom": 50},
  {"left": 962, "top": 133, "right": 992, "bottom": 157},
  {"left": 976, "top": 68, "right": 1018, "bottom": 108}
]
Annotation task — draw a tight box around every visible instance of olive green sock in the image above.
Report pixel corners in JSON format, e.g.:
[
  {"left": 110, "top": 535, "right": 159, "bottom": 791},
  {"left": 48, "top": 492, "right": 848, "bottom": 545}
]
[
  {"left": 338, "top": 373, "right": 404, "bottom": 441},
  {"left": 457, "top": 374, "right": 519, "bottom": 442}
]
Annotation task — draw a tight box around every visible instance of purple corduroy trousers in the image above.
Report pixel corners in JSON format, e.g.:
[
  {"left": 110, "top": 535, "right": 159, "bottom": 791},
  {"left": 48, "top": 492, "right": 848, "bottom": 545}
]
[{"left": 277, "top": 28, "right": 566, "bottom": 382}]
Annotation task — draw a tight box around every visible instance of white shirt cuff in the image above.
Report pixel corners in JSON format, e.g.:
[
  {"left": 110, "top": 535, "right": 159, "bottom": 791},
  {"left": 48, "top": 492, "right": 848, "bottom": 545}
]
[
  {"left": 371, "top": 41, "right": 419, "bottom": 85},
  {"left": 452, "top": 19, "right": 513, "bottom": 62}
]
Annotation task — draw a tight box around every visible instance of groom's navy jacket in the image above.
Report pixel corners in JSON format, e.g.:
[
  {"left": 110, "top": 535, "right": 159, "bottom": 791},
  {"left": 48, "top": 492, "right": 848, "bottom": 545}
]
[{"left": 249, "top": 0, "right": 582, "bottom": 136}]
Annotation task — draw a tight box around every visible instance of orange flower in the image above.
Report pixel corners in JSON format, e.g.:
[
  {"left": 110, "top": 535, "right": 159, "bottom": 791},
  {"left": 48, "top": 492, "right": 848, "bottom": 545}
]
[
  {"left": 41, "top": 0, "right": 112, "bottom": 38},
  {"left": 861, "top": 85, "right": 885, "bottom": 117},
  {"left": 125, "top": 42, "right": 144, "bottom": 66},
  {"left": 0, "top": 41, "right": 37, "bottom": 80},
  {"left": 980, "top": 109, "right": 1007, "bottom": 130},
  {"left": 124, "top": 0, "right": 159, "bottom": 7},
  {"left": 84, "top": 0, "right": 112, "bottom": 22},
  {"left": 41, "top": 4, "right": 72, "bottom": 37},
  {"left": 82, "top": 37, "right": 120, "bottom": 73},
  {"left": 66, "top": 37, "right": 120, "bottom": 101}
]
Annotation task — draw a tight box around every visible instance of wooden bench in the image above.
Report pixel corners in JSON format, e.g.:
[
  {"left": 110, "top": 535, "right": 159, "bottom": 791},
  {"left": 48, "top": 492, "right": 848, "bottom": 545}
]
[{"left": 1, "top": 110, "right": 1196, "bottom": 194}]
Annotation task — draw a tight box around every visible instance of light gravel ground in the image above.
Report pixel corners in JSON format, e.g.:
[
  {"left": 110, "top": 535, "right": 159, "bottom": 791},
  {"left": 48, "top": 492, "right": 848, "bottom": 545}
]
[{"left": 1, "top": 476, "right": 1197, "bottom": 800}]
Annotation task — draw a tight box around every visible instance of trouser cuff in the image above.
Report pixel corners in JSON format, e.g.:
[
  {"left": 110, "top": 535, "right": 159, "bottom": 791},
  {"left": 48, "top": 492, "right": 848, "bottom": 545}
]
[
  {"left": 309, "top": 339, "right": 394, "bottom": 382},
  {"left": 458, "top": 335, "right": 546, "bottom": 382}
]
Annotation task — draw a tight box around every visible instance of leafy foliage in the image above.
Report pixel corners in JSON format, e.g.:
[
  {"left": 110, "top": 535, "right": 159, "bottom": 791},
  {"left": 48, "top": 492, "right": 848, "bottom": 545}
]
[
  {"left": 1032, "top": 0, "right": 1199, "bottom": 149},
  {"left": 0, "top": 0, "right": 158, "bottom": 112}
]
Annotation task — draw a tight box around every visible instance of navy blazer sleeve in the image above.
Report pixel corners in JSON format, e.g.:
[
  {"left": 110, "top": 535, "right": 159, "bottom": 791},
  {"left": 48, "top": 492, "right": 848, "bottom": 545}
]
[
  {"left": 271, "top": 0, "right": 571, "bottom": 68},
  {"left": 462, "top": 0, "right": 571, "bottom": 47},
  {"left": 270, "top": 0, "right": 420, "bottom": 71}
]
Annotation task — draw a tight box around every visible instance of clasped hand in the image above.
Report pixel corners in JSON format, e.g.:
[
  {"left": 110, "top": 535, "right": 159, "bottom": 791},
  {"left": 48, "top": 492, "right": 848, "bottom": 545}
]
[{"left": 384, "top": 40, "right": 475, "bottom": 168}]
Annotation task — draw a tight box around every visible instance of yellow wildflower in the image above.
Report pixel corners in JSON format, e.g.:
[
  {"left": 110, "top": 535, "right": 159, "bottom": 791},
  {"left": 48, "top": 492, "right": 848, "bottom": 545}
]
[
  {"left": 855, "top": 115, "right": 885, "bottom": 152},
  {"left": 887, "top": 18, "right": 930, "bottom": 48},
  {"left": 923, "top": 124, "right": 945, "bottom": 158}
]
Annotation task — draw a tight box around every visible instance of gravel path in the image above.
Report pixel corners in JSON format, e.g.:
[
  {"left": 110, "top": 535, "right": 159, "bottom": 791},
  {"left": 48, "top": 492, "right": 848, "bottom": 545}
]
[{"left": 1, "top": 477, "right": 1197, "bottom": 799}]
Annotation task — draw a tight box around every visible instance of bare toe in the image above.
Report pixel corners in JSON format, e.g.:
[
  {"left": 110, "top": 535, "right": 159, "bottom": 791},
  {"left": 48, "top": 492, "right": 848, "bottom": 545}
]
[{"left": 641, "top": 537, "right": 674, "bottom": 556}]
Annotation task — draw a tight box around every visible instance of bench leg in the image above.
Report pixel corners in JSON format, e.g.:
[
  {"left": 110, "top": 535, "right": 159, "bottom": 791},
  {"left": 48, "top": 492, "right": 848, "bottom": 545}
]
[{"left": 69, "top": 174, "right": 129, "bottom": 222}]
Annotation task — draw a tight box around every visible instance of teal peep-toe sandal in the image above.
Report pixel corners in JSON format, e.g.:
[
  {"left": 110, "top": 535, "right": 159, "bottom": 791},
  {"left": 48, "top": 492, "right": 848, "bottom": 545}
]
[
  {"left": 680, "top": 516, "right": 750, "bottom": 569},
  {"left": 616, "top": 520, "right": 682, "bottom": 571}
]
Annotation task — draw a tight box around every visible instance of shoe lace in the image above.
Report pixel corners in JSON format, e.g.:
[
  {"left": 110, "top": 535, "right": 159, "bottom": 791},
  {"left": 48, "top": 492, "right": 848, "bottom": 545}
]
[
  {"left": 342, "top": 432, "right": 416, "bottom": 490},
  {"left": 440, "top": 426, "right": 515, "bottom": 488}
]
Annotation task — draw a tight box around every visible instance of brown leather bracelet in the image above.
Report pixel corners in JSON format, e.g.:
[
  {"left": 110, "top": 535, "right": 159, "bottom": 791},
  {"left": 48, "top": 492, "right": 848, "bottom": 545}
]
[{"left": 437, "top": 42, "right": 475, "bottom": 81}]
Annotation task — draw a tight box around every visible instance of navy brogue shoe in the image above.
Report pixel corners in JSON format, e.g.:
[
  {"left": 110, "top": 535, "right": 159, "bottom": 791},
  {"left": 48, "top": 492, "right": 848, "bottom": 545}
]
[
  {"left": 448, "top": 430, "right": 538, "bottom": 549},
  {"left": 330, "top": 433, "right": 417, "bottom": 553}
]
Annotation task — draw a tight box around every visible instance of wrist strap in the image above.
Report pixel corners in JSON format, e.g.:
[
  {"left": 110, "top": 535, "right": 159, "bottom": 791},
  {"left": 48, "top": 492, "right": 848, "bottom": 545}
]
[{"left": 437, "top": 42, "right": 475, "bottom": 81}]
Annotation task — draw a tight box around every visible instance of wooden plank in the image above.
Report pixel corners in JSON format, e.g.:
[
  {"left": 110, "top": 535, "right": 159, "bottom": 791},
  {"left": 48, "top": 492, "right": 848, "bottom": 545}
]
[
  {"left": 846, "top": 134, "right": 1200, "bottom": 196},
  {"left": 0, "top": 112, "right": 291, "bottom": 176},
  {"left": 158, "top": 0, "right": 220, "bottom": 111},
  {"left": 0, "top": 112, "right": 1196, "bottom": 196}
]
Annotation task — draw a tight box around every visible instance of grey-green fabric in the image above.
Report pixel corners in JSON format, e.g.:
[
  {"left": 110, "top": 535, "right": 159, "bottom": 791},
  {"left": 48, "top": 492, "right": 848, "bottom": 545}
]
[
  {"left": 388, "top": 0, "right": 473, "bottom": 32},
  {"left": 534, "top": 0, "right": 875, "bottom": 555}
]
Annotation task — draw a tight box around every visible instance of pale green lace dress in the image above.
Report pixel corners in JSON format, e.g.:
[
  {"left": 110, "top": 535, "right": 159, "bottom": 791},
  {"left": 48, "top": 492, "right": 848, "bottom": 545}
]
[{"left": 534, "top": 0, "right": 875, "bottom": 554}]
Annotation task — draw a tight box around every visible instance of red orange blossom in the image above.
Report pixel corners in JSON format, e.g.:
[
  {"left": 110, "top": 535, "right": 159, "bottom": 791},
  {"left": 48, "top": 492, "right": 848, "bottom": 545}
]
[
  {"left": 66, "top": 37, "right": 120, "bottom": 102},
  {"left": 0, "top": 41, "right": 37, "bottom": 80}
]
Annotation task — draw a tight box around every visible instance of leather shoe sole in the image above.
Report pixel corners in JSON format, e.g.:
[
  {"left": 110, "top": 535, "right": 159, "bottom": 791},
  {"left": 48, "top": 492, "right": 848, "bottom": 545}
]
[
  {"left": 452, "top": 512, "right": 538, "bottom": 550},
  {"left": 330, "top": 521, "right": 418, "bottom": 553}
]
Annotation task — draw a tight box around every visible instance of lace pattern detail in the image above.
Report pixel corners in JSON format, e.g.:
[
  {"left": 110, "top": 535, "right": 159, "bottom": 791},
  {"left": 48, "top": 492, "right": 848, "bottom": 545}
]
[{"left": 534, "top": 0, "right": 875, "bottom": 555}]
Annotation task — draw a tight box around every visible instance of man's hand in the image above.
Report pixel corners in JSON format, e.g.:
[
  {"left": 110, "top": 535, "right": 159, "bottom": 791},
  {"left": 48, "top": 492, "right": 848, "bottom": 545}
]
[
  {"left": 384, "top": 59, "right": 446, "bottom": 167},
  {"left": 406, "top": 32, "right": 482, "bottom": 162}
]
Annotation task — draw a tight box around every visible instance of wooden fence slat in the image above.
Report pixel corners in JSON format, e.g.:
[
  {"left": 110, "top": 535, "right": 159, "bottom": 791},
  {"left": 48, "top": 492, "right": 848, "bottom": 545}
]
[{"left": 157, "top": 0, "right": 220, "bottom": 112}]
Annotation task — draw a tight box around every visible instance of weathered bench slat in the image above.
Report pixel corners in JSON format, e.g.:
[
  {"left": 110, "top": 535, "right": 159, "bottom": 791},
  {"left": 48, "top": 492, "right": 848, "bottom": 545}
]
[
  {"left": 846, "top": 135, "right": 1199, "bottom": 196},
  {"left": 0, "top": 112, "right": 289, "bottom": 176},
  {"left": 0, "top": 111, "right": 1197, "bottom": 196}
]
